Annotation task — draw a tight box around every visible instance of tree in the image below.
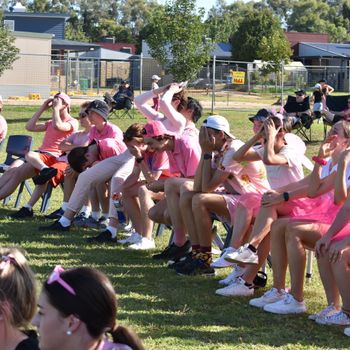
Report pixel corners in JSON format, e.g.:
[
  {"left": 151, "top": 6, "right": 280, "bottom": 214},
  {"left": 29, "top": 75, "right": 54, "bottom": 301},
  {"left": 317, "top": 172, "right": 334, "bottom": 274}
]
[
  {"left": 145, "top": 0, "right": 212, "bottom": 81},
  {"left": 231, "top": 8, "right": 290, "bottom": 62},
  {"left": 0, "top": 13, "right": 19, "bottom": 77}
]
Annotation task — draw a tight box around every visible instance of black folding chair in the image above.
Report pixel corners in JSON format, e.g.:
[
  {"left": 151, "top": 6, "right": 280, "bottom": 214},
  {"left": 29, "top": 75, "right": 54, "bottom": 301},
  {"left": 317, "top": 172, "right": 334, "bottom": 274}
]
[
  {"left": 324, "top": 95, "right": 350, "bottom": 137},
  {"left": 104, "top": 93, "right": 135, "bottom": 119},
  {"left": 283, "top": 95, "right": 312, "bottom": 142},
  {"left": 40, "top": 181, "right": 64, "bottom": 213},
  {"left": 0, "top": 135, "right": 33, "bottom": 207}
]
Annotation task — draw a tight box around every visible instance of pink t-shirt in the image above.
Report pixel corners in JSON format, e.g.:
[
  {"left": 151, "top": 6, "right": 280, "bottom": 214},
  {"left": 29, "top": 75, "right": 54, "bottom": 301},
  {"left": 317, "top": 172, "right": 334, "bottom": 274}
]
[
  {"left": 88, "top": 122, "right": 123, "bottom": 143},
  {"left": 39, "top": 117, "right": 79, "bottom": 158},
  {"left": 97, "top": 138, "right": 127, "bottom": 160},
  {"left": 58, "top": 131, "right": 90, "bottom": 162},
  {"left": 0, "top": 114, "right": 8, "bottom": 142},
  {"left": 219, "top": 139, "right": 270, "bottom": 194},
  {"left": 97, "top": 338, "right": 131, "bottom": 350},
  {"left": 143, "top": 150, "right": 169, "bottom": 172},
  {"left": 167, "top": 134, "right": 201, "bottom": 178}
]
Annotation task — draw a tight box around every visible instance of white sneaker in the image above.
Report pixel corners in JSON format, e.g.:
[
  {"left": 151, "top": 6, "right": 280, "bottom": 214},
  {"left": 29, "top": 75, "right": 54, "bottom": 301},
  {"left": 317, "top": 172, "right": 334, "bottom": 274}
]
[
  {"left": 263, "top": 293, "right": 306, "bottom": 314},
  {"left": 344, "top": 327, "right": 350, "bottom": 336},
  {"left": 316, "top": 310, "right": 350, "bottom": 326},
  {"left": 224, "top": 243, "right": 258, "bottom": 265},
  {"left": 249, "top": 288, "right": 287, "bottom": 308},
  {"left": 215, "top": 277, "right": 254, "bottom": 297},
  {"left": 117, "top": 232, "right": 142, "bottom": 245},
  {"left": 128, "top": 237, "right": 155, "bottom": 250},
  {"left": 218, "top": 266, "right": 246, "bottom": 285},
  {"left": 308, "top": 303, "right": 339, "bottom": 321},
  {"left": 211, "top": 247, "right": 236, "bottom": 268}
]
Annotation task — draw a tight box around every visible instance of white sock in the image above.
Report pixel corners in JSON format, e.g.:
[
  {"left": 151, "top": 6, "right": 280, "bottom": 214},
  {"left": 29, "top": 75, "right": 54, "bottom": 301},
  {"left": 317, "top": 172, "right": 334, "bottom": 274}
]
[
  {"left": 91, "top": 211, "right": 100, "bottom": 220},
  {"left": 107, "top": 225, "right": 117, "bottom": 238},
  {"left": 40, "top": 165, "right": 49, "bottom": 171},
  {"left": 101, "top": 212, "right": 108, "bottom": 219},
  {"left": 61, "top": 202, "right": 68, "bottom": 211},
  {"left": 59, "top": 216, "right": 71, "bottom": 227},
  {"left": 80, "top": 205, "right": 91, "bottom": 216},
  {"left": 24, "top": 203, "right": 32, "bottom": 210}
]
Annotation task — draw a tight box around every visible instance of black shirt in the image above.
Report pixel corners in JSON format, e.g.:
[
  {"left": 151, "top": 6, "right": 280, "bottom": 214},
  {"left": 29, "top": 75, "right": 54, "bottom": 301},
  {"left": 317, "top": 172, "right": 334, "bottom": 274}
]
[
  {"left": 313, "top": 90, "right": 323, "bottom": 103},
  {"left": 15, "top": 331, "right": 39, "bottom": 350}
]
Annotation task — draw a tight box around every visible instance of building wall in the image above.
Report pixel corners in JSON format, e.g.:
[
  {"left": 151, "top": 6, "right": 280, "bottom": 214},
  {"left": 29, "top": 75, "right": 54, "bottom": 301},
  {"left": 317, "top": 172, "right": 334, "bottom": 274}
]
[{"left": 0, "top": 32, "right": 52, "bottom": 98}]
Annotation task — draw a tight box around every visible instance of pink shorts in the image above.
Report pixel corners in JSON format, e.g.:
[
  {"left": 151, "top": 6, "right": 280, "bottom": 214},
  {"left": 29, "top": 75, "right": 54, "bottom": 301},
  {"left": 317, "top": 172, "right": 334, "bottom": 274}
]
[{"left": 220, "top": 194, "right": 240, "bottom": 225}]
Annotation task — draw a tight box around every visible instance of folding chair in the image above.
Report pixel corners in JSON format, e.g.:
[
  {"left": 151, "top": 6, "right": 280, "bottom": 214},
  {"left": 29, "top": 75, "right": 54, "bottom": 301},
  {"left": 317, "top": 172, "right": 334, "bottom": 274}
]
[
  {"left": 104, "top": 93, "right": 135, "bottom": 119},
  {"left": 283, "top": 95, "right": 312, "bottom": 142},
  {"left": 0, "top": 135, "right": 33, "bottom": 207},
  {"left": 324, "top": 95, "right": 350, "bottom": 137},
  {"left": 40, "top": 181, "right": 64, "bottom": 213}
]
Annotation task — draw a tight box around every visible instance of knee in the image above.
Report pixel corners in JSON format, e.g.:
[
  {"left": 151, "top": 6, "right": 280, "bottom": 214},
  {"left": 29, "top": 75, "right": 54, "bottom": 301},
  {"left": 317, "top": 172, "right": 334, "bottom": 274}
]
[
  {"left": 192, "top": 193, "right": 207, "bottom": 211},
  {"left": 164, "top": 178, "right": 179, "bottom": 194},
  {"left": 179, "top": 190, "right": 193, "bottom": 208},
  {"left": 25, "top": 151, "right": 35, "bottom": 162},
  {"left": 138, "top": 185, "right": 149, "bottom": 198},
  {"left": 148, "top": 206, "right": 161, "bottom": 223}
]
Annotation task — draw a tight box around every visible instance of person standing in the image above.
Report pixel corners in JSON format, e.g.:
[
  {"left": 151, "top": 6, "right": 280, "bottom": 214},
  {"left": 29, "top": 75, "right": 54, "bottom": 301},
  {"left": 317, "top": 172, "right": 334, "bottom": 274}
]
[{"left": 151, "top": 75, "right": 161, "bottom": 111}]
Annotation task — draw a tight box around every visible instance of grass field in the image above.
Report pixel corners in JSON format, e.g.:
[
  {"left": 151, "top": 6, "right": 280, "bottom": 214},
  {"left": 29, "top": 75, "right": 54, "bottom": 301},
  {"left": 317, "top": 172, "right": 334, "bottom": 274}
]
[{"left": 0, "top": 104, "right": 347, "bottom": 350}]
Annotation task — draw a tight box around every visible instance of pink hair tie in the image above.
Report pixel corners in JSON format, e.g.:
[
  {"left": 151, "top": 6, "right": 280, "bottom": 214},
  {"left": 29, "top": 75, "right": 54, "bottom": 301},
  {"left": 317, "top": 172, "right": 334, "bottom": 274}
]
[
  {"left": 0, "top": 254, "right": 16, "bottom": 270},
  {"left": 47, "top": 265, "right": 76, "bottom": 296},
  {"left": 312, "top": 156, "right": 327, "bottom": 166}
]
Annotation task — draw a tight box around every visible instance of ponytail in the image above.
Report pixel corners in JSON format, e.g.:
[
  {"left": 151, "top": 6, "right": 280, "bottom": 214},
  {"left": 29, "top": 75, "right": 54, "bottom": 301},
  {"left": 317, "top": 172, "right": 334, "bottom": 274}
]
[{"left": 110, "top": 325, "right": 145, "bottom": 350}]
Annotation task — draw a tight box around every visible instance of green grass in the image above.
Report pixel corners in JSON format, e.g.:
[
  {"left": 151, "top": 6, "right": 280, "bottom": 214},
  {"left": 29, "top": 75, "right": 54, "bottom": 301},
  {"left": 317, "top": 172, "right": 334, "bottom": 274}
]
[{"left": 0, "top": 105, "right": 347, "bottom": 350}]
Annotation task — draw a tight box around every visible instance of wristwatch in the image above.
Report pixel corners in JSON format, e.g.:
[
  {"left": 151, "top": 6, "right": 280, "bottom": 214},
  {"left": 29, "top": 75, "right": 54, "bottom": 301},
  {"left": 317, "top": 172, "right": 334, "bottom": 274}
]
[{"left": 136, "top": 157, "right": 144, "bottom": 163}]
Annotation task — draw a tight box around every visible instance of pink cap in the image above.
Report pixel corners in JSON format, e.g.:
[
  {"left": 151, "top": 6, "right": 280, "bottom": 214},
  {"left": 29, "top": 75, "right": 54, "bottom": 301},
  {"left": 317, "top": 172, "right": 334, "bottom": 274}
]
[
  {"left": 54, "top": 92, "right": 71, "bottom": 106},
  {"left": 143, "top": 121, "right": 168, "bottom": 137}
]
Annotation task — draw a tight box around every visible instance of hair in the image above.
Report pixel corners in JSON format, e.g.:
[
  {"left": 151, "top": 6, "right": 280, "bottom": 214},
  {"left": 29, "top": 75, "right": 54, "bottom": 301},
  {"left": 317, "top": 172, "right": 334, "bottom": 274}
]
[
  {"left": 0, "top": 247, "right": 37, "bottom": 329},
  {"left": 334, "top": 120, "right": 350, "bottom": 139},
  {"left": 186, "top": 97, "right": 203, "bottom": 123},
  {"left": 123, "top": 123, "right": 144, "bottom": 143},
  {"left": 80, "top": 101, "right": 91, "bottom": 109},
  {"left": 318, "top": 79, "right": 326, "bottom": 83},
  {"left": 172, "top": 90, "right": 188, "bottom": 113},
  {"left": 43, "top": 267, "right": 144, "bottom": 350},
  {"left": 67, "top": 146, "right": 89, "bottom": 173},
  {"left": 270, "top": 116, "right": 292, "bottom": 133}
]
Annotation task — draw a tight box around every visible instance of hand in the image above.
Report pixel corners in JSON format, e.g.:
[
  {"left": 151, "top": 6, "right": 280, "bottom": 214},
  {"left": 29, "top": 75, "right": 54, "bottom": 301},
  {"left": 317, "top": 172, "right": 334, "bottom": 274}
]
[
  {"left": 52, "top": 96, "right": 63, "bottom": 110},
  {"left": 168, "top": 83, "right": 184, "bottom": 94},
  {"left": 263, "top": 118, "right": 280, "bottom": 140},
  {"left": 315, "top": 235, "right": 332, "bottom": 259},
  {"left": 261, "top": 191, "right": 283, "bottom": 207},
  {"left": 146, "top": 180, "right": 163, "bottom": 193},
  {"left": 199, "top": 126, "right": 215, "bottom": 153},
  {"left": 328, "top": 240, "right": 347, "bottom": 263},
  {"left": 318, "top": 135, "right": 337, "bottom": 158},
  {"left": 64, "top": 166, "right": 74, "bottom": 177},
  {"left": 41, "top": 98, "right": 53, "bottom": 111},
  {"left": 128, "top": 144, "right": 143, "bottom": 159}
]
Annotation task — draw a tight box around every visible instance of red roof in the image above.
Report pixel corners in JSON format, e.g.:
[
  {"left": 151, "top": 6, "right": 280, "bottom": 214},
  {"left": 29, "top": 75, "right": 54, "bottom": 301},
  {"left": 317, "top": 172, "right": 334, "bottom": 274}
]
[
  {"left": 95, "top": 42, "right": 137, "bottom": 54},
  {"left": 285, "top": 32, "right": 329, "bottom": 49}
]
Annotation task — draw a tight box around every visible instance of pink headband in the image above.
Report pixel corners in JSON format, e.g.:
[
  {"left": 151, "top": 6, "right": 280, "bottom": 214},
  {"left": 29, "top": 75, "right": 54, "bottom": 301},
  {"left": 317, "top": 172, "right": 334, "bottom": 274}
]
[{"left": 47, "top": 265, "right": 76, "bottom": 295}]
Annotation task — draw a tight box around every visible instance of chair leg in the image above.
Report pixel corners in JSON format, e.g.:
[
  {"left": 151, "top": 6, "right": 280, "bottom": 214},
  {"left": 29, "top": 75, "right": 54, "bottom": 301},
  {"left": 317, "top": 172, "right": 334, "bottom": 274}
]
[
  {"left": 40, "top": 183, "right": 53, "bottom": 213},
  {"left": 155, "top": 223, "right": 166, "bottom": 237},
  {"left": 306, "top": 250, "right": 313, "bottom": 280},
  {"left": 15, "top": 181, "right": 25, "bottom": 208}
]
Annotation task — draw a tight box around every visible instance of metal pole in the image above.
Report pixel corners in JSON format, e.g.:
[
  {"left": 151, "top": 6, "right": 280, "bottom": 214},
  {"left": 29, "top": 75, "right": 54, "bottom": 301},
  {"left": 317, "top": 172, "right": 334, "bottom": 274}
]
[
  {"left": 97, "top": 58, "right": 100, "bottom": 95},
  {"left": 247, "top": 62, "right": 251, "bottom": 94},
  {"left": 281, "top": 61, "right": 284, "bottom": 104},
  {"left": 348, "top": 62, "right": 350, "bottom": 93},
  {"left": 211, "top": 55, "right": 216, "bottom": 114},
  {"left": 139, "top": 53, "right": 143, "bottom": 94},
  {"left": 65, "top": 50, "right": 69, "bottom": 93}
]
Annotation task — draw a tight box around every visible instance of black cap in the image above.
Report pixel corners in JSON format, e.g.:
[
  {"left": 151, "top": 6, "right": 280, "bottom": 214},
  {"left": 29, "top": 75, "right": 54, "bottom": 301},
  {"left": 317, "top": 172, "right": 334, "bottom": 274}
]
[
  {"left": 295, "top": 90, "right": 306, "bottom": 95},
  {"left": 249, "top": 108, "right": 270, "bottom": 122},
  {"left": 87, "top": 100, "right": 109, "bottom": 120}
]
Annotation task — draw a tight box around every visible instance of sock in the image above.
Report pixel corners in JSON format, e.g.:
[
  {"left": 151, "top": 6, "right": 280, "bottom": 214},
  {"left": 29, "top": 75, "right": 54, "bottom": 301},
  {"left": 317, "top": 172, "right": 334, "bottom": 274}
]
[
  {"left": 24, "top": 203, "right": 32, "bottom": 210},
  {"left": 248, "top": 244, "right": 257, "bottom": 253},
  {"left": 61, "top": 202, "right": 68, "bottom": 211},
  {"left": 91, "top": 211, "right": 100, "bottom": 221},
  {"left": 80, "top": 205, "right": 91, "bottom": 217},
  {"left": 59, "top": 216, "right": 71, "bottom": 227},
  {"left": 101, "top": 212, "right": 108, "bottom": 219},
  {"left": 191, "top": 245, "right": 200, "bottom": 258},
  {"left": 40, "top": 165, "right": 49, "bottom": 171},
  {"left": 199, "top": 247, "right": 212, "bottom": 264},
  {"left": 106, "top": 225, "right": 117, "bottom": 238},
  {"left": 241, "top": 278, "right": 253, "bottom": 288}
]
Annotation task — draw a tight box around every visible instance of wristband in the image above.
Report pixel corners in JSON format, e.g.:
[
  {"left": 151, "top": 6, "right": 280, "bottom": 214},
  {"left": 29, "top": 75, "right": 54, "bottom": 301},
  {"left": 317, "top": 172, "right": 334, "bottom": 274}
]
[
  {"left": 282, "top": 192, "right": 289, "bottom": 202},
  {"left": 312, "top": 156, "right": 327, "bottom": 166},
  {"left": 203, "top": 153, "right": 212, "bottom": 160},
  {"left": 136, "top": 157, "right": 144, "bottom": 163}
]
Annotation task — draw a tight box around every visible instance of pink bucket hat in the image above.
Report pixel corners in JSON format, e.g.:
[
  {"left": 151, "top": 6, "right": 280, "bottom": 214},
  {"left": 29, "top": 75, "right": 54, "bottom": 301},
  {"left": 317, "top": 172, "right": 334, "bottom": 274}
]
[
  {"left": 54, "top": 92, "right": 71, "bottom": 107},
  {"left": 143, "top": 121, "right": 168, "bottom": 137}
]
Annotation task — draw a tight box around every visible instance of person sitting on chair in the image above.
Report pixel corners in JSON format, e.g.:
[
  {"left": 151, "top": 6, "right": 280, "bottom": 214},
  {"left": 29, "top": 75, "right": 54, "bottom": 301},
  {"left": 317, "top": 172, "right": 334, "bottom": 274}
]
[{"left": 112, "top": 80, "right": 134, "bottom": 110}]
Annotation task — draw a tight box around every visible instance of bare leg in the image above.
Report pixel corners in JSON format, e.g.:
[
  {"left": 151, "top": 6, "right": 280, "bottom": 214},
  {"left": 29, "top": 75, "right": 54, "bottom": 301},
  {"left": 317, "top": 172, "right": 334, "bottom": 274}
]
[
  {"left": 149, "top": 198, "right": 171, "bottom": 225},
  {"left": 122, "top": 184, "right": 142, "bottom": 233},
  {"left": 63, "top": 171, "right": 78, "bottom": 202},
  {"left": 96, "top": 182, "right": 109, "bottom": 214},
  {"left": 25, "top": 151, "right": 47, "bottom": 170},
  {"left": 230, "top": 204, "right": 254, "bottom": 249},
  {"left": 27, "top": 183, "right": 48, "bottom": 207},
  {"left": 270, "top": 218, "right": 290, "bottom": 290},
  {"left": 192, "top": 193, "right": 231, "bottom": 248},
  {"left": 332, "top": 246, "right": 350, "bottom": 310}
]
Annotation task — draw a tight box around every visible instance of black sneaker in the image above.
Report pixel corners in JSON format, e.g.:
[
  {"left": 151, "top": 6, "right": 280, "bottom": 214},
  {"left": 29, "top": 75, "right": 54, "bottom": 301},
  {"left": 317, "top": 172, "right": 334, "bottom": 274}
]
[
  {"left": 38, "top": 220, "right": 70, "bottom": 232},
  {"left": 168, "top": 253, "right": 193, "bottom": 269},
  {"left": 10, "top": 207, "right": 33, "bottom": 219},
  {"left": 152, "top": 240, "right": 191, "bottom": 260},
  {"left": 175, "top": 258, "right": 216, "bottom": 277},
  {"left": 45, "top": 207, "right": 64, "bottom": 219},
  {"left": 87, "top": 230, "right": 116, "bottom": 243},
  {"left": 33, "top": 167, "right": 58, "bottom": 185}
]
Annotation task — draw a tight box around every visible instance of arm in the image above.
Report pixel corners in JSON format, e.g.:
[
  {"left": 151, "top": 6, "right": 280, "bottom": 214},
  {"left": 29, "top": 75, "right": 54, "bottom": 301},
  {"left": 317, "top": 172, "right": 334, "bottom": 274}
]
[
  {"left": 193, "top": 156, "right": 204, "bottom": 192},
  {"left": 59, "top": 136, "right": 89, "bottom": 152},
  {"left": 333, "top": 149, "right": 350, "bottom": 205},
  {"left": 231, "top": 133, "right": 262, "bottom": 162},
  {"left": 122, "top": 165, "right": 141, "bottom": 190},
  {"left": 26, "top": 99, "right": 52, "bottom": 132},
  {"left": 159, "top": 84, "right": 186, "bottom": 133},
  {"left": 51, "top": 98, "right": 74, "bottom": 132}
]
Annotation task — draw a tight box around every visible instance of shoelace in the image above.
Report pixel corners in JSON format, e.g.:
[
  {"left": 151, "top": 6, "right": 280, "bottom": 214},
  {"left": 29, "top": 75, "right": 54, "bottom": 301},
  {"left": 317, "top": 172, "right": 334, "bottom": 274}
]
[
  {"left": 317, "top": 303, "right": 336, "bottom": 318},
  {"left": 283, "top": 293, "right": 294, "bottom": 304},
  {"left": 326, "top": 311, "right": 349, "bottom": 322},
  {"left": 264, "top": 288, "right": 279, "bottom": 298}
]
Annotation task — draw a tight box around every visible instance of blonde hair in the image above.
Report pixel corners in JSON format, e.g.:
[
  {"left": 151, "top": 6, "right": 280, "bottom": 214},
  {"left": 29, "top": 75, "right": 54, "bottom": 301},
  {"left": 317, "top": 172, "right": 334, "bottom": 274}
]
[{"left": 0, "top": 247, "right": 37, "bottom": 328}]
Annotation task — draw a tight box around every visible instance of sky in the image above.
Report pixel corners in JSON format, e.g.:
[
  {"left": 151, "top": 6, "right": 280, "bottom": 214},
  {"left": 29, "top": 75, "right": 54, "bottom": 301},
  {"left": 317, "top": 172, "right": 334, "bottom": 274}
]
[{"left": 158, "top": 0, "right": 237, "bottom": 16}]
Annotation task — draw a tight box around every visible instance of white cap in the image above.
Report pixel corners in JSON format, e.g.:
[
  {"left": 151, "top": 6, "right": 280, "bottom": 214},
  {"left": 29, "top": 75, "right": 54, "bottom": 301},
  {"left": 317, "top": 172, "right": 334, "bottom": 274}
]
[
  {"left": 314, "top": 83, "right": 321, "bottom": 89},
  {"left": 152, "top": 74, "right": 161, "bottom": 80},
  {"left": 0, "top": 95, "right": 2, "bottom": 102},
  {"left": 202, "top": 115, "right": 235, "bottom": 139}
]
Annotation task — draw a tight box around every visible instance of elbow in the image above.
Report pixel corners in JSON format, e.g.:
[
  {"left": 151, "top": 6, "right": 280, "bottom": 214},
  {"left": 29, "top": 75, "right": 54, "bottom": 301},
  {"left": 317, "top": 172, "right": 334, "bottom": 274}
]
[
  {"left": 134, "top": 95, "right": 142, "bottom": 108},
  {"left": 263, "top": 158, "right": 274, "bottom": 166},
  {"left": 307, "top": 191, "right": 318, "bottom": 199},
  {"left": 25, "top": 124, "right": 33, "bottom": 132}
]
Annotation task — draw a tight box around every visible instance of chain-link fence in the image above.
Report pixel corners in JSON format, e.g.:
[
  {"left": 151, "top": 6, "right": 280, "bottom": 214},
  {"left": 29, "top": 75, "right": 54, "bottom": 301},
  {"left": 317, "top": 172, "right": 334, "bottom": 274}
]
[{"left": 2, "top": 53, "right": 350, "bottom": 110}]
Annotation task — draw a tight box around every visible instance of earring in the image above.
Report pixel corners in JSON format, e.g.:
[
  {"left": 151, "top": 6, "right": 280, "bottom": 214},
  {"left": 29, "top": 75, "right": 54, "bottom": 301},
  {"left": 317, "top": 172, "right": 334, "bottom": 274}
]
[{"left": 66, "top": 330, "right": 72, "bottom": 336}]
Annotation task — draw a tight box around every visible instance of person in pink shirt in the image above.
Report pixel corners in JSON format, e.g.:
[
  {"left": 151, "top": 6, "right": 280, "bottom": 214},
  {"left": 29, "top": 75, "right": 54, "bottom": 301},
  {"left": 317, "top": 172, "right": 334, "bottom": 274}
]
[
  {"left": 33, "top": 266, "right": 144, "bottom": 350},
  {"left": 0, "top": 95, "right": 8, "bottom": 144},
  {"left": 141, "top": 120, "right": 201, "bottom": 260},
  {"left": 86, "top": 100, "right": 123, "bottom": 142},
  {"left": 0, "top": 93, "right": 78, "bottom": 202}
]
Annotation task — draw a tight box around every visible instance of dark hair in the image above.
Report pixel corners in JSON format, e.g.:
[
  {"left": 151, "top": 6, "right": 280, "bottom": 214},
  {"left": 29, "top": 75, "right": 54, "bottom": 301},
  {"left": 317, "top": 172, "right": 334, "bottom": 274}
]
[
  {"left": 67, "top": 146, "right": 89, "bottom": 173},
  {"left": 172, "top": 90, "right": 188, "bottom": 113},
  {"left": 43, "top": 267, "right": 144, "bottom": 350},
  {"left": 318, "top": 79, "right": 326, "bottom": 83},
  {"left": 123, "top": 123, "right": 144, "bottom": 143},
  {"left": 186, "top": 97, "right": 202, "bottom": 123},
  {"left": 270, "top": 116, "right": 292, "bottom": 133}
]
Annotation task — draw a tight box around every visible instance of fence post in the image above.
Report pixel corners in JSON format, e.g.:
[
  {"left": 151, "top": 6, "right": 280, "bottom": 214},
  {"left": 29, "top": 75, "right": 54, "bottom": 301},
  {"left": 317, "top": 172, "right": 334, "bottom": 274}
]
[
  {"left": 281, "top": 61, "right": 284, "bottom": 105},
  {"left": 348, "top": 63, "right": 350, "bottom": 93},
  {"left": 97, "top": 58, "right": 100, "bottom": 95},
  {"left": 211, "top": 55, "right": 216, "bottom": 114},
  {"left": 139, "top": 53, "right": 143, "bottom": 94},
  {"left": 247, "top": 62, "right": 251, "bottom": 94}
]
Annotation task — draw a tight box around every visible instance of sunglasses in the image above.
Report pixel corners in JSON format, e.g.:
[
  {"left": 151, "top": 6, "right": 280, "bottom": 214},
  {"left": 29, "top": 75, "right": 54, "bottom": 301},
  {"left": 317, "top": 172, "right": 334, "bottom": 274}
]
[
  {"left": 79, "top": 111, "right": 88, "bottom": 118},
  {"left": 47, "top": 265, "right": 76, "bottom": 295}
]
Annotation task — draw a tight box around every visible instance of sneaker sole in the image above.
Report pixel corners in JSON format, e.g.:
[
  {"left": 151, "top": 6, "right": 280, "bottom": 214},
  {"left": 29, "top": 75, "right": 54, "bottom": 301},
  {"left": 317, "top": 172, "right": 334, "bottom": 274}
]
[
  {"left": 224, "top": 256, "right": 258, "bottom": 265},
  {"left": 176, "top": 271, "right": 216, "bottom": 277},
  {"left": 264, "top": 307, "right": 306, "bottom": 314}
]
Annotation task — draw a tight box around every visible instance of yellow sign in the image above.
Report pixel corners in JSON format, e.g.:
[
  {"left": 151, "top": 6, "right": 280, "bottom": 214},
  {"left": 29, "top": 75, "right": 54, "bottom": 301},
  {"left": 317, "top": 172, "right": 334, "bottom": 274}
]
[{"left": 231, "top": 71, "right": 245, "bottom": 85}]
